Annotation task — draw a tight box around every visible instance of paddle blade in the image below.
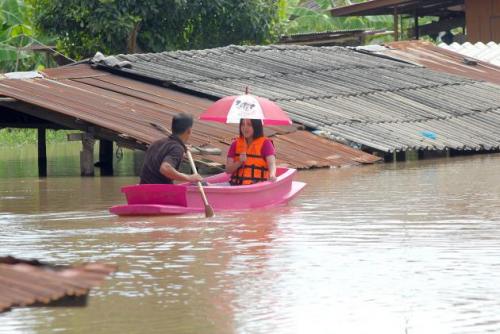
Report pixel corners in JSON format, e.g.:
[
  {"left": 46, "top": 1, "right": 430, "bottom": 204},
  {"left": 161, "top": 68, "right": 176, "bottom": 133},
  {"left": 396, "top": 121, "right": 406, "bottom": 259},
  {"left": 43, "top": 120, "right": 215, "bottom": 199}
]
[{"left": 205, "top": 205, "right": 215, "bottom": 218}]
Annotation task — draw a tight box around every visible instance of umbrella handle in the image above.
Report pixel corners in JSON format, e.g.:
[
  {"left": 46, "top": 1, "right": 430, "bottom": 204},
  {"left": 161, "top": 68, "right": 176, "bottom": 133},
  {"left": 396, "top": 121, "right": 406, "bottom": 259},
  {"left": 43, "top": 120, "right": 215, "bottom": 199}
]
[{"left": 186, "top": 150, "right": 214, "bottom": 218}]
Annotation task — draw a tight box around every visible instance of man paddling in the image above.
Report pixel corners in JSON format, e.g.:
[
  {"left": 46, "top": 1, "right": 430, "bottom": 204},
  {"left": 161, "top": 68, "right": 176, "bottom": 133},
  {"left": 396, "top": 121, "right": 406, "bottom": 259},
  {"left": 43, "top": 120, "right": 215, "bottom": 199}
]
[{"left": 140, "top": 113, "right": 203, "bottom": 184}]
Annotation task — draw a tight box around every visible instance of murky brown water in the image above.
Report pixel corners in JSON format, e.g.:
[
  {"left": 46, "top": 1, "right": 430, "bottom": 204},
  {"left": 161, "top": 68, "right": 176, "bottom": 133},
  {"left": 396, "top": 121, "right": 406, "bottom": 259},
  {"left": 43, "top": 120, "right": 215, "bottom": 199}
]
[{"left": 1, "top": 143, "right": 500, "bottom": 334}]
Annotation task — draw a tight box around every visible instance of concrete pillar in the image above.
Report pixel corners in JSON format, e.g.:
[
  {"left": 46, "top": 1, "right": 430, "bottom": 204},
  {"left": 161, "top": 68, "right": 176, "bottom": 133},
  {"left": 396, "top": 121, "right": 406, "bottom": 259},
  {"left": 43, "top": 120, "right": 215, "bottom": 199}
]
[
  {"left": 68, "top": 132, "right": 96, "bottom": 176},
  {"left": 81, "top": 134, "right": 95, "bottom": 176}
]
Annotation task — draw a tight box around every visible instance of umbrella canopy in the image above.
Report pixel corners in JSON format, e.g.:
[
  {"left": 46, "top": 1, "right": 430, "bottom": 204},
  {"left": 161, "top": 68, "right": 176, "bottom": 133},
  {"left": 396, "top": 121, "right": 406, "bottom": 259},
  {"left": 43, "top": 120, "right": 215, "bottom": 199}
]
[{"left": 200, "top": 94, "right": 292, "bottom": 126}]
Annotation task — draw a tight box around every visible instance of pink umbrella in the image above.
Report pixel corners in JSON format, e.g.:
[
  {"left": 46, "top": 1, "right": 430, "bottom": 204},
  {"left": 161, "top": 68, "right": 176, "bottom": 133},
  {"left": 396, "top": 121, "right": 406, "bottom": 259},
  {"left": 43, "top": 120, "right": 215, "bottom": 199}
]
[{"left": 200, "top": 93, "right": 292, "bottom": 126}]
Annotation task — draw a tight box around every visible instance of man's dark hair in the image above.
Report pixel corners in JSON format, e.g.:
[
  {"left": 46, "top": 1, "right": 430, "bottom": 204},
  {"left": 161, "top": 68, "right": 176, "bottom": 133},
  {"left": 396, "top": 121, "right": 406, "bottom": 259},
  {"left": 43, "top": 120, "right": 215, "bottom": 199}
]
[
  {"left": 239, "top": 118, "right": 264, "bottom": 139},
  {"left": 172, "top": 113, "right": 193, "bottom": 135}
]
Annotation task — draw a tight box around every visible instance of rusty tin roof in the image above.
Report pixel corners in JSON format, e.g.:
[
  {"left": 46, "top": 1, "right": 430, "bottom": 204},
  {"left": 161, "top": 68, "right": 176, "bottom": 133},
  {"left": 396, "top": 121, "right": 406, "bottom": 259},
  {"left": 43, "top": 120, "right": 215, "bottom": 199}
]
[
  {"left": 0, "top": 64, "right": 379, "bottom": 168},
  {"left": 0, "top": 256, "right": 117, "bottom": 313}
]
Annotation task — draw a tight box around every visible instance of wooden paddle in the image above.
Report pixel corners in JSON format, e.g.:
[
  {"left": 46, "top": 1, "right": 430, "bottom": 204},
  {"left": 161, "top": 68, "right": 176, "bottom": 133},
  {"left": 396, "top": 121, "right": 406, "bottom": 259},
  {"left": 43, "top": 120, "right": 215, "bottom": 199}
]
[{"left": 186, "top": 150, "right": 214, "bottom": 218}]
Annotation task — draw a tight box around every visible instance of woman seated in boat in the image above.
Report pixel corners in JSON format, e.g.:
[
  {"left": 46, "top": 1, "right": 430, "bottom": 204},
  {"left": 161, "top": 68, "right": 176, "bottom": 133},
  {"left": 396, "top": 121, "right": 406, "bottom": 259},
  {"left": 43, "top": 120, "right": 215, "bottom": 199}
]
[{"left": 225, "top": 118, "right": 277, "bottom": 185}]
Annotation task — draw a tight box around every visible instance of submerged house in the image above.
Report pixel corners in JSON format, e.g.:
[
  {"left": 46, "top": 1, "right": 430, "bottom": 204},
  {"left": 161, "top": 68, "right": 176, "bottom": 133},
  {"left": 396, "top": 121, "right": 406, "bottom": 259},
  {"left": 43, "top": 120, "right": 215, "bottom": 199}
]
[
  {"left": 100, "top": 44, "right": 500, "bottom": 159},
  {"left": 2, "top": 43, "right": 500, "bottom": 176},
  {"left": 0, "top": 48, "right": 380, "bottom": 177}
]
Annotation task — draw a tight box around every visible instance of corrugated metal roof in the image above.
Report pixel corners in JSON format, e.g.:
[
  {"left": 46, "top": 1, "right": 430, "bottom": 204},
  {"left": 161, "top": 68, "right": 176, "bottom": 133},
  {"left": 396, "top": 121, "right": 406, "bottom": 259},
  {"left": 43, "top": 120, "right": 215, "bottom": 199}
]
[
  {"left": 359, "top": 40, "right": 500, "bottom": 85},
  {"left": 100, "top": 44, "right": 500, "bottom": 152},
  {"left": 329, "top": 0, "right": 464, "bottom": 17},
  {"left": 0, "top": 256, "right": 116, "bottom": 313},
  {"left": 439, "top": 41, "right": 500, "bottom": 67},
  {"left": 0, "top": 64, "right": 379, "bottom": 168}
]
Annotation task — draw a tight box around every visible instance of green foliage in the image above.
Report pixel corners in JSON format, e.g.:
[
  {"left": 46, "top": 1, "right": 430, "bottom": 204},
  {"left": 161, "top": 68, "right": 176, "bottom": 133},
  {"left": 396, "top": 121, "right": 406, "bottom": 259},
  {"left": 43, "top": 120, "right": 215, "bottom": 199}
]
[
  {"left": 0, "top": 128, "right": 74, "bottom": 146},
  {"left": 0, "top": 0, "right": 53, "bottom": 72},
  {"left": 35, "top": 0, "right": 281, "bottom": 59},
  {"left": 283, "top": 0, "right": 394, "bottom": 36}
]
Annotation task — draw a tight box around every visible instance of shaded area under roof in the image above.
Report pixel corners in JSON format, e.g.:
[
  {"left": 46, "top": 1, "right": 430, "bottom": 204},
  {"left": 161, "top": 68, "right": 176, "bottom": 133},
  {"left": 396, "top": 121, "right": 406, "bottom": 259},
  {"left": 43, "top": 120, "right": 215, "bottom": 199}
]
[
  {"left": 0, "top": 64, "right": 379, "bottom": 169},
  {"left": 358, "top": 40, "right": 500, "bottom": 85},
  {"left": 0, "top": 256, "right": 116, "bottom": 313},
  {"left": 329, "top": 0, "right": 464, "bottom": 16},
  {"left": 104, "top": 44, "right": 500, "bottom": 152},
  {"left": 279, "top": 29, "right": 386, "bottom": 47}
]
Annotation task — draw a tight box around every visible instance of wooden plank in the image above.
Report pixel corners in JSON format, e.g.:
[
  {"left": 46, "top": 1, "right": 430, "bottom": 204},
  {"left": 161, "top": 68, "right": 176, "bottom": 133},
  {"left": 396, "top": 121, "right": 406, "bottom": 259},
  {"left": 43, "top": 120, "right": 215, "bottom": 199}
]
[
  {"left": 493, "top": 0, "right": 500, "bottom": 15},
  {"left": 465, "top": 0, "right": 482, "bottom": 42},
  {"left": 67, "top": 133, "right": 94, "bottom": 141},
  {"left": 479, "top": 0, "right": 493, "bottom": 41},
  {"left": 491, "top": 16, "right": 500, "bottom": 41}
]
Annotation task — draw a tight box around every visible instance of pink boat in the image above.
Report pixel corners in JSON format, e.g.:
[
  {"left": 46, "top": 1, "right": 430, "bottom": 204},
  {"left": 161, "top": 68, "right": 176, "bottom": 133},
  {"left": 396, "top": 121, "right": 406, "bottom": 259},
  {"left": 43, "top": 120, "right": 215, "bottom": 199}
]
[{"left": 109, "top": 167, "right": 306, "bottom": 216}]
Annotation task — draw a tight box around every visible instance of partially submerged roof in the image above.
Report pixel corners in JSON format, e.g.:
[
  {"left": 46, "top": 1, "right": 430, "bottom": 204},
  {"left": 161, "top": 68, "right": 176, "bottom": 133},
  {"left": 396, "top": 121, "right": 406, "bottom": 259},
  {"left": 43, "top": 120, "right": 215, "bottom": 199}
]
[
  {"left": 0, "top": 256, "right": 117, "bottom": 313},
  {"left": 439, "top": 42, "right": 500, "bottom": 67},
  {"left": 329, "top": 0, "right": 464, "bottom": 16},
  {"left": 98, "top": 44, "right": 500, "bottom": 152},
  {"left": 0, "top": 63, "right": 379, "bottom": 168},
  {"left": 358, "top": 40, "right": 500, "bottom": 85}
]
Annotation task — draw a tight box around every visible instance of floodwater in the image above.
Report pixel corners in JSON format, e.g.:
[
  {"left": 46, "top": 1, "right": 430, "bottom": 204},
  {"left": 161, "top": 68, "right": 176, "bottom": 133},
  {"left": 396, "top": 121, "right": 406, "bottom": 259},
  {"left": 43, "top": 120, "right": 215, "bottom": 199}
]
[{"left": 1, "top": 143, "right": 500, "bottom": 334}]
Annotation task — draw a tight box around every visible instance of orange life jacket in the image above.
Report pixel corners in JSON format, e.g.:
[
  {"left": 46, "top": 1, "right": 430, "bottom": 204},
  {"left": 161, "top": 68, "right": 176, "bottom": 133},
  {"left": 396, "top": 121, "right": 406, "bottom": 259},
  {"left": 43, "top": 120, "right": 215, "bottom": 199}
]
[{"left": 230, "top": 136, "right": 270, "bottom": 186}]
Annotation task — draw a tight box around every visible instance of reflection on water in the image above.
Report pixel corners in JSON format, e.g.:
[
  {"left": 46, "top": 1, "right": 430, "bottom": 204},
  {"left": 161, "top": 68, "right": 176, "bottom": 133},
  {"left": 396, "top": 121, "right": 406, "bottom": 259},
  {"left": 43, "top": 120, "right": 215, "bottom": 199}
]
[{"left": 1, "top": 145, "right": 500, "bottom": 334}]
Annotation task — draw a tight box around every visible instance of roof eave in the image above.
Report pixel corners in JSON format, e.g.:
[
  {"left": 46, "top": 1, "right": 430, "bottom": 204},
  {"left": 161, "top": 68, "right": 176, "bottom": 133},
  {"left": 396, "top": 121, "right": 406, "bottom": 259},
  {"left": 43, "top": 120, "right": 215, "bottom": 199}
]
[{"left": 330, "top": 0, "right": 464, "bottom": 17}]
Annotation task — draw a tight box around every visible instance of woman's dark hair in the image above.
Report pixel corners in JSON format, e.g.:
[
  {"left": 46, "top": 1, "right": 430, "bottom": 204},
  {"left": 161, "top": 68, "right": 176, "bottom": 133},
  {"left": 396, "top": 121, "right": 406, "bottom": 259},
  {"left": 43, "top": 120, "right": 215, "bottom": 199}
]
[
  {"left": 239, "top": 119, "right": 264, "bottom": 139},
  {"left": 172, "top": 113, "right": 193, "bottom": 135}
]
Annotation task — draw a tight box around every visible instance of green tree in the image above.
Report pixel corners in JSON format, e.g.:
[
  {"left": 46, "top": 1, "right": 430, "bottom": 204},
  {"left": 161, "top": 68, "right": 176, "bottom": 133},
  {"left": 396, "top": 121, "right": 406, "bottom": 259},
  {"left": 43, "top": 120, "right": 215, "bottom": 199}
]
[
  {"left": 35, "top": 0, "right": 281, "bottom": 59},
  {"left": 0, "top": 0, "right": 53, "bottom": 72}
]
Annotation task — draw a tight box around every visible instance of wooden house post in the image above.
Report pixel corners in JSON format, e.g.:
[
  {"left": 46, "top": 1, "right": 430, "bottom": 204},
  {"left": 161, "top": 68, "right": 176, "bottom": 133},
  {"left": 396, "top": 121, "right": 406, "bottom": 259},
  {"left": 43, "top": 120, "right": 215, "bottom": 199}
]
[
  {"left": 394, "top": 7, "right": 399, "bottom": 41},
  {"left": 414, "top": 11, "right": 420, "bottom": 39},
  {"left": 98, "top": 139, "right": 114, "bottom": 176},
  {"left": 37, "top": 127, "right": 47, "bottom": 177}
]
